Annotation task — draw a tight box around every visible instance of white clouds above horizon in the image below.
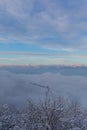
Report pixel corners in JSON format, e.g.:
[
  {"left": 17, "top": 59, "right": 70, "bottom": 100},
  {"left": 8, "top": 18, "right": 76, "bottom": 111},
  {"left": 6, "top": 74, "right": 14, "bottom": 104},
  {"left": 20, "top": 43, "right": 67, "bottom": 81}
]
[
  {"left": 1, "top": 51, "right": 87, "bottom": 66},
  {"left": 0, "top": 0, "right": 87, "bottom": 51}
]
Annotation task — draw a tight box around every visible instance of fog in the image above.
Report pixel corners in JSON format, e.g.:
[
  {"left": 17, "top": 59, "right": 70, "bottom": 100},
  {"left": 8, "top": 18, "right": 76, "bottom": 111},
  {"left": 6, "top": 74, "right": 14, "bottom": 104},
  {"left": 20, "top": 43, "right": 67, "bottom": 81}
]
[{"left": 0, "top": 68, "right": 87, "bottom": 107}]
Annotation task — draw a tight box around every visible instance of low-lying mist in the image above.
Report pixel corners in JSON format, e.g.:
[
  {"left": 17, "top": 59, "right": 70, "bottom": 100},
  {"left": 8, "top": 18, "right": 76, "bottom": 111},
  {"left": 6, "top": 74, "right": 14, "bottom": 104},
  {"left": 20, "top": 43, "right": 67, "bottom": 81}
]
[{"left": 0, "top": 66, "right": 87, "bottom": 107}]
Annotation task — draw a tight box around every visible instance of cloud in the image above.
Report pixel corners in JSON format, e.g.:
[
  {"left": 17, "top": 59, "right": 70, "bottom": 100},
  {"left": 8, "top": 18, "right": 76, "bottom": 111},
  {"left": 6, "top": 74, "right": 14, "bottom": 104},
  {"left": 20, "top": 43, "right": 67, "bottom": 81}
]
[
  {"left": 1, "top": 51, "right": 87, "bottom": 65},
  {"left": 0, "top": 0, "right": 87, "bottom": 51},
  {"left": 0, "top": 68, "right": 87, "bottom": 107}
]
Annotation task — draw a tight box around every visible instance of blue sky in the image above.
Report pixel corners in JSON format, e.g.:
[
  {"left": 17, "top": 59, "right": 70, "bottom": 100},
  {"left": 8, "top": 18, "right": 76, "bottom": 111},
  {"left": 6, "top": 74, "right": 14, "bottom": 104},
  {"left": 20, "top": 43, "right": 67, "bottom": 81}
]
[{"left": 0, "top": 0, "right": 87, "bottom": 65}]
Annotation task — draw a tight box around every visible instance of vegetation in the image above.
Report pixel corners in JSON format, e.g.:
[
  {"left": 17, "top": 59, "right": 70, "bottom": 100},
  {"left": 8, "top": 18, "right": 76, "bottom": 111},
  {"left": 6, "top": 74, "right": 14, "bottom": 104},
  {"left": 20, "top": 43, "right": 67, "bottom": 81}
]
[{"left": 0, "top": 94, "right": 87, "bottom": 130}]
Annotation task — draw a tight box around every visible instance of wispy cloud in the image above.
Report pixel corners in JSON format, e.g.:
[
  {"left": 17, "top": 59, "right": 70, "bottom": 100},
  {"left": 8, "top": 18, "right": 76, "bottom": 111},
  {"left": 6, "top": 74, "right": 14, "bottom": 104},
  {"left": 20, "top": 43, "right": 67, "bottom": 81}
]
[
  {"left": 0, "top": 51, "right": 87, "bottom": 57},
  {"left": 0, "top": 0, "right": 87, "bottom": 56},
  {"left": 0, "top": 51, "right": 87, "bottom": 66}
]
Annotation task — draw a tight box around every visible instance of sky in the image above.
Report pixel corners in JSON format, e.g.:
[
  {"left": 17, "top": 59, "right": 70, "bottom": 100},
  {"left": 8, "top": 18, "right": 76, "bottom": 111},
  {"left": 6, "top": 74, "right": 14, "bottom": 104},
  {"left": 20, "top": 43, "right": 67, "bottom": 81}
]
[{"left": 0, "top": 0, "right": 87, "bottom": 66}]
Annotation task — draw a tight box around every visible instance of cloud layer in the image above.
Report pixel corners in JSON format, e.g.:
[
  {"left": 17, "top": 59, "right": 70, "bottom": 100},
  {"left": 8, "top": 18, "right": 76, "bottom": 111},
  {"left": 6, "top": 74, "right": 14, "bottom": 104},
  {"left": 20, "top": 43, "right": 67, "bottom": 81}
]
[
  {"left": 0, "top": 69, "right": 87, "bottom": 107},
  {"left": 0, "top": 0, "right": 87, "bottom": 51},
  {"left": 1, "top": 51, "right": 87, "bottom": 66}
]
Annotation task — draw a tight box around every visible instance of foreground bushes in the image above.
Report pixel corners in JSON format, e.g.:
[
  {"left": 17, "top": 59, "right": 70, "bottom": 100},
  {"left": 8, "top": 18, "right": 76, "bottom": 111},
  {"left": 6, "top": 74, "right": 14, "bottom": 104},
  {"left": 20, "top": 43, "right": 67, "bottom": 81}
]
[{"left": 0, "top": 96, "right": 87, "bottom": 130}]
